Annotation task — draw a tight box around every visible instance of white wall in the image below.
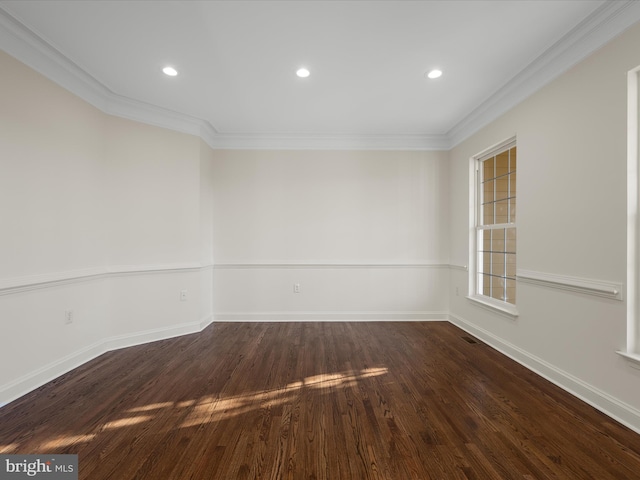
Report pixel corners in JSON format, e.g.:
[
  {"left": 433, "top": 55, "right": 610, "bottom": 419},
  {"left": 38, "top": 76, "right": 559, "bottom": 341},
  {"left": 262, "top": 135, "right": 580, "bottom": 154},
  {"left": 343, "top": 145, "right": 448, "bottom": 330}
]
[
  {"left": 104, "top": 116, "right": 204, "bottom": 339},
  {"left": 211, "top": 149, "right": 450, "bottom": 319},
  {"left": 105, "top": 118, "right": 201, "bottom": 267},
  {"left": 0, "top": 50, "right": 214, "bottom": 405},
  {"left": 1, "top": 50, "right": 109, "bottom": 401},
  {"left": 0, "top": 51, "right": 108, "bottom": 279},
  {"left": 448, "top": 21, "right": 640, "bottom": 431}
]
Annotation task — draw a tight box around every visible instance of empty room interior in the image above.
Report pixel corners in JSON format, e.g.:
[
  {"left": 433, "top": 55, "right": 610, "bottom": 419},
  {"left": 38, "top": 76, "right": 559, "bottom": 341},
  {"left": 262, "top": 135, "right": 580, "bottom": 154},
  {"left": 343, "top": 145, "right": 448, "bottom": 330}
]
[{"left": 2, "top": 0, "right": 640, "bottom": 478}]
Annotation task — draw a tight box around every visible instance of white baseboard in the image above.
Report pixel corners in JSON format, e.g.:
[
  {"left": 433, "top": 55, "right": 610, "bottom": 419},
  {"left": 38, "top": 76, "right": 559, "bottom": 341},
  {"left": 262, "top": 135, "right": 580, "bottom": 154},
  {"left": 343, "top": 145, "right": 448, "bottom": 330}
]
[
  {"left": 448, "top": 313, "right": 640, "bottom": 435},
  {"left": 0, "top": 314, "right": 214, "bottom": 408},
  {"left": 213, "top": 311, "right": 448, "bottom": 322},
  {"left": 0, "top": 340, "right": 106, "bottom": 409},
  {"left": 103, "top": 315, "right": 213, "bottom": 352}
]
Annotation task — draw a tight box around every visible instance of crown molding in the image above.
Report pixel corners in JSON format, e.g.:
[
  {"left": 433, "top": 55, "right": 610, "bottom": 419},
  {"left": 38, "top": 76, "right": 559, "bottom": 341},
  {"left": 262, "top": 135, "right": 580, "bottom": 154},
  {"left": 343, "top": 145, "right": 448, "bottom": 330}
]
[
  {"left": 0, "top": 5, "right": 110, "bottom": 111},
  {"left": 2, "top": 3, "right": 640, "bottom": 151},
  {"left": 104, "top": 94, "right": 213, "bottom": 139},
  {"left": 203, "top": 132, "right": 450, "bottom": 151},
  {"left": 0, "top": 6, "right": 217, "bottom": 138},
  {"left": 447, "top": 0, "right": 640, "bottom": 148}
]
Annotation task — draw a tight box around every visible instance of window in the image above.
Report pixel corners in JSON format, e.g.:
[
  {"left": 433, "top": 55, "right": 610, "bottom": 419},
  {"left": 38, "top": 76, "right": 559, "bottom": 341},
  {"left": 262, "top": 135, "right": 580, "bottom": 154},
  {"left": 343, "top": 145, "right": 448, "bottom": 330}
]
[
  {"left": 472, "top": 139, "right": 517, "bottom": 312},
  {"left": 621, "top": 64, "right": 640, "bottom": 365}
]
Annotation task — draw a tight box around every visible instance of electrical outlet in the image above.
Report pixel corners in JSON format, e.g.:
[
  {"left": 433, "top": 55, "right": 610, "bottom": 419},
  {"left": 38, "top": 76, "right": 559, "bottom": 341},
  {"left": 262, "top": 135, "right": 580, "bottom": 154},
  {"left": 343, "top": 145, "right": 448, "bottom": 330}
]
[
  {"left": 65, "top": 310, "right": 73, "bottom": 325},
  {"left": 294, "top": 283, "right": 301, "bottom": 294},
  {"left": 180, "top": 290, "right": 188, "bottom": 301}
]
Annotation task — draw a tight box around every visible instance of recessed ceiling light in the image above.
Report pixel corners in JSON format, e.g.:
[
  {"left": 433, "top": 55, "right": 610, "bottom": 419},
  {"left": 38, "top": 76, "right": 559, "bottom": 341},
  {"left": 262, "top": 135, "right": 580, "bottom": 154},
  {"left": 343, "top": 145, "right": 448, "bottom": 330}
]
[
  {"left": 426, "top": 69, "right": 443, "bottom": 79},
  {"left": 162, "top": 66, "right": 178, "bottom": 77},
  {"left": 296, "top": 68, "right": 310, "bottom": 78}
]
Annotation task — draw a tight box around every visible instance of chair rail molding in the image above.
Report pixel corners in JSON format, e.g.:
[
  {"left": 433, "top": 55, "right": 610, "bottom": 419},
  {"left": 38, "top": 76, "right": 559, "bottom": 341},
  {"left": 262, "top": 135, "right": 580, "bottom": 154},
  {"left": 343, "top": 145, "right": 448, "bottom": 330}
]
[
  {"left": 516, "top": 269, "right": 623, "bottom": 301},
  {"left": 0, "top": 263, "right": 207, "bottom": 296}
]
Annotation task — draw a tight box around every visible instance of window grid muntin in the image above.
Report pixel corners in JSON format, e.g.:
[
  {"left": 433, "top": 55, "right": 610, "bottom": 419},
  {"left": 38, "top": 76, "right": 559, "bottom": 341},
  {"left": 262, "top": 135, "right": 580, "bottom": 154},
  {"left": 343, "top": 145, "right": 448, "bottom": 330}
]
[{"left": 477, "top": 145, "right": 516, "bottom": 304}]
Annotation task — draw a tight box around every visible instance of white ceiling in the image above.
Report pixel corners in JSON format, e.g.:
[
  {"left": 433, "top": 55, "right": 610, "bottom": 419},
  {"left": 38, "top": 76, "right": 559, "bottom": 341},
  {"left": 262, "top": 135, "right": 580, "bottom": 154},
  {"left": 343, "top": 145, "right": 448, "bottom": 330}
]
[{"left": 1, "top": 0, "right": 639, "bottom": 149}]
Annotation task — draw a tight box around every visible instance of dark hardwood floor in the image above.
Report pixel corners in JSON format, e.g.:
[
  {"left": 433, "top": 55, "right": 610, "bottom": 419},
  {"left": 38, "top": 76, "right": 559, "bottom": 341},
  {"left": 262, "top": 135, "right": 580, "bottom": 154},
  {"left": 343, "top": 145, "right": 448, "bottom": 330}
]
[{"left": 1, "top": 321, "right": 640, "bottom": 479}]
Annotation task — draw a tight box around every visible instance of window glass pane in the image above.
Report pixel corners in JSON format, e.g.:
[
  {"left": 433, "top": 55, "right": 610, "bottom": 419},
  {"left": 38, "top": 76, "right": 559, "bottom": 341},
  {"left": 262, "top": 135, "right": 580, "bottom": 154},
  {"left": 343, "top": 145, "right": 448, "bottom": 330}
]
[
  {"left": 506, "top": 253, "right": 516, "bottom": 278},
  {"left": 509, "top": 147, "right": 517, "bottom": 172},
  {"left": 483, "top": 256, "right": 491, "bottom": 274},
  {"left": 491, "top": 276, "right": 505, "bottom": 301},
  {"left": 482, "top": 274, "right": 491, "bottom": 296},
  {"left": 495, "top": 200, "right": 509, "bottom": 224},
  {"left": 495, "top": 176, "right": 509, "bottom": 201},
  {"left": 483, "top": 180, "right": 495, "bottom": 203},
  {"left": 480, "top": 230, "right": 490, "bottom": 263},
  {"left": 506, "top": 278, "right": 516, "bottom": 303},
  {"left": 509, "top": 172, "right": 516, "bottom": 195},
  {"left": 484, "top": 158, "right": 494, "bottom": 179},
  {"left": 482, "top": 203, "right": 494, "bottom": 225},
  {"left": 506, "top": 228, "right": 516, "bottom": 253},
  {"left": 495, "top": 151, "right": 509, "bottom": 177},
  {"left": 492, "top": 252, "right": 505, "bottom": 275},
  {"left": 509, "top": 198, "right": 516, "bottom": 223},
  {"left": 491, "top": 229, "right": 505, "bottom": 252}
]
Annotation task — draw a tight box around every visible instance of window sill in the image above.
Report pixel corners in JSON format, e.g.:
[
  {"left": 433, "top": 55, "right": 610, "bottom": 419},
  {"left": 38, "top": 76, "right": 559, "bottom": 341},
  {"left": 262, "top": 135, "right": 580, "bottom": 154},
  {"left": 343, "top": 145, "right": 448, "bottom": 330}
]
[
  {"left": 617, "top": 351, "right": 640, "bottom": 370},
  {"left": 466, "top": 294, "right": 519, "bottom": 318}
]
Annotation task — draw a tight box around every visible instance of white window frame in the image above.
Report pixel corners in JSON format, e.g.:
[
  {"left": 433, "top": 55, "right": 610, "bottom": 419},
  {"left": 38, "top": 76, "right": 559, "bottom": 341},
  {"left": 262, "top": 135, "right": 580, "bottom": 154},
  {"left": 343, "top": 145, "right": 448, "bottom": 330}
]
[
  {"left": 468, "top": 137, "right": 519, "bottom": 317},
  {"left": 620, "top": 64, "right": 640, "bottom": 367}
]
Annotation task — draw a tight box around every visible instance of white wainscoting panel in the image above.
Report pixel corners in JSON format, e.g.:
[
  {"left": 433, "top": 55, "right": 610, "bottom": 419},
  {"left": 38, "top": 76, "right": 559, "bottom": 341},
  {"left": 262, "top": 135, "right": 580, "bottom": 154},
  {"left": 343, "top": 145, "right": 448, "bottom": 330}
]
[
  {"left": 0, "top": 264, "right": 213, "bottom": 407},
  {"left": 212, "top": 262, "right": 450, "bottom": 321}
]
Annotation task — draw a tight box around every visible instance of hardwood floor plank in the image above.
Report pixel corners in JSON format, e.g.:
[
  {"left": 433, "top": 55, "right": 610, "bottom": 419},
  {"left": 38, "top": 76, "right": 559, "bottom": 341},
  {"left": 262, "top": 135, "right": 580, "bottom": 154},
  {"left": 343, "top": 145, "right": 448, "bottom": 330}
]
[{"left": 1, "top": 321, "right": 640, "bottom": 479}]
